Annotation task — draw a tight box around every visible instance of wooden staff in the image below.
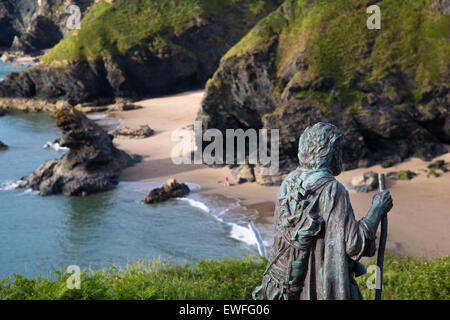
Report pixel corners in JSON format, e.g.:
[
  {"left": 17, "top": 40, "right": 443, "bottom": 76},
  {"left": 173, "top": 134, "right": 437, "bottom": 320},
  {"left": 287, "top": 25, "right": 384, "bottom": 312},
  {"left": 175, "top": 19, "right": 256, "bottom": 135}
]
[{"left": 375, "top": 173, "right": 388, "bottom": 300}]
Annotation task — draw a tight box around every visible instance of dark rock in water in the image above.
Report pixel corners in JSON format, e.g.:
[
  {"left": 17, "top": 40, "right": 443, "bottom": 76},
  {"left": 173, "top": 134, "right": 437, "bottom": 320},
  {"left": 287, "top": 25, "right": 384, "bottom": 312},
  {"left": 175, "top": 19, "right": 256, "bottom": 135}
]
[
  {"left": 0, "top": 108, "right": 6, "bottom": 116},
  {"left": 115, "top": 125, "right": 154, "bottom": 139},
  {"left": 197, "top": 0, "right": 449, "bottom": 184},
  {"left": 142, "top": 179, "right": 190, "bottom": 204},
  {"left": 0, "top": 140, "right": 8, "bottom": 150},
  {"left": 347, "top": 172, "right": 379, "bottom": 193},
  {"left": 18, "top": 107, "right": 136, "bottom": 196}
]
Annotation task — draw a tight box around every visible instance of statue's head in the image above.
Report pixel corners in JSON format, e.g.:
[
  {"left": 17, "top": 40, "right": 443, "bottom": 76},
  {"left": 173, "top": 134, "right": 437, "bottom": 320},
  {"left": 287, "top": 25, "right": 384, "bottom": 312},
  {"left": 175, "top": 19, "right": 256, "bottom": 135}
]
[{"left": 298, "top": 122, "right": 344, "bottom": 176}]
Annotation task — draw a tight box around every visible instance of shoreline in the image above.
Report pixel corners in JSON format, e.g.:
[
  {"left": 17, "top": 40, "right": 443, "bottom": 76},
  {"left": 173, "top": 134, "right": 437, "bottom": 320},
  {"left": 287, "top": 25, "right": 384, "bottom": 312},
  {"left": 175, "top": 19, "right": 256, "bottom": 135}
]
[
  {"left": 0, "top": 52, "right": 41, "bottom": 65},
  {"left": 111, "top": 90, "right": 450, "bottom": 260}
]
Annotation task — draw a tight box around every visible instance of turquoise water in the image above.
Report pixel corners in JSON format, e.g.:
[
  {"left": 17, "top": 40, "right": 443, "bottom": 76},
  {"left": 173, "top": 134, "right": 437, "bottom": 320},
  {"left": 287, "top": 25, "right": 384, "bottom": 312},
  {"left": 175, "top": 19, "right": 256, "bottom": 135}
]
[
  {"left": 0, "top": 112, "right": 258, "bottom": 279},
  {"left": 0, "top": 61, "right": 30, "bottom": 81}
]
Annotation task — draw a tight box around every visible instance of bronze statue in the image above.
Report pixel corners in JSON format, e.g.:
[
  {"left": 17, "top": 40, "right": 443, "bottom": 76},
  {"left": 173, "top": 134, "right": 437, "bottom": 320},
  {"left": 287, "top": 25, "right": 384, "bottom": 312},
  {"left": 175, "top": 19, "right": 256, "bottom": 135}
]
[{"left": 253, "top": 122, "right": 393, "bottom": 300}]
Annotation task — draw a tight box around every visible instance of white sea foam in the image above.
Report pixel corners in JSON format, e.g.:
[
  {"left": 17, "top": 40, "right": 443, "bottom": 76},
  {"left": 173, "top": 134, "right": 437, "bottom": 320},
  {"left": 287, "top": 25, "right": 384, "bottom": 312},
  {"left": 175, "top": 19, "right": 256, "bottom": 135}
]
[
  {"left": 176, "top": 197, "right": 210, "bottom": 213},
  {"left": 18, "top": 188, "right": 39, "bottom": 196},
  {"left": 229, "top": 223, "right": 259, "bottom": 247},
  {"left": 43, "top": 141, "right": 69, "bottom": 151},
  {"left": 178, "top": 195, "right": 263, "bottom": 251},
  {"left": 119, "top": 180, "right": 268, "bottom": 254},
  {"left": 0, "top": 180, "right": 25, "bottom": 191},
  {"left": 248, "top": 220, "right": 267, "bottom": 257},
  {"left": 86, "top": 113, "right": 108, "bottom": 121}
]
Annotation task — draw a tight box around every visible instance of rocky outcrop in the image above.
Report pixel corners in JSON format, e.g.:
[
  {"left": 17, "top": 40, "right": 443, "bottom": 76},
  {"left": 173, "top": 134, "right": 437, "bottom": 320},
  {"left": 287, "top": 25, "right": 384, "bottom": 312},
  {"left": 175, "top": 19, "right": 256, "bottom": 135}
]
[
  {"left": 0, "top": 140, "right": 8, "bottom": 150},
  {"left": 197, "top": 0, "right": 449, "bottom": 183},
  {"left": 18, "top": 107, "right": 135, "bottom": 196},
  {"left": 114, "top": 125, "right": 154, "bottom": 139},
  {"left": 73, "top": 99, "right": 142, "bottom": 113},
  {"left": 0, "top": 60, "right": 116, "bottom": 107},
  {"left": 347, "top": 172, "right": 379, "bottom": 193},
  {"left": 108, "top": 100, "right": 142, "bottom": 112},
  {"left": 10, "top": 15, "right": 62, "bottom": 54},
  {"left": 0, "top": 0, "right": 283, "bottom": 109},
  {"left": 231, "top": 164, "right": 255, "bottom": 184},
  {"left": 74, "top": 103, "right": 108, "bottom": 114},
  {"left": 0, "top": 0, "right": 94, "bottom": 54},
  {"left": 142, "top": 179, "right": 190, "bottom": 204}
]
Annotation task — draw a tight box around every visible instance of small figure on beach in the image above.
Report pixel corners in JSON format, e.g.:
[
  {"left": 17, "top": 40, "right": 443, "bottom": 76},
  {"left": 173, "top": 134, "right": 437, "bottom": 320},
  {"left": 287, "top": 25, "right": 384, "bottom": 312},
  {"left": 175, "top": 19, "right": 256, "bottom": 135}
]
[
  {"left": 224, "top": 176, "right": 230, "bottom": 187},
  {"left": 253, "top": 122, "right": 393, "bottom": 300}
]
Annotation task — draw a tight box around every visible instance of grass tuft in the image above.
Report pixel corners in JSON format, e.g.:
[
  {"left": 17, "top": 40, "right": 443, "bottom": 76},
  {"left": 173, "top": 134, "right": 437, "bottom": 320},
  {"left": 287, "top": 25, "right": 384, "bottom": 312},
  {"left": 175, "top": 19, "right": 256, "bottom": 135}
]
[{"left": 396, "top": 170, "right": 417, "bottom": 180}]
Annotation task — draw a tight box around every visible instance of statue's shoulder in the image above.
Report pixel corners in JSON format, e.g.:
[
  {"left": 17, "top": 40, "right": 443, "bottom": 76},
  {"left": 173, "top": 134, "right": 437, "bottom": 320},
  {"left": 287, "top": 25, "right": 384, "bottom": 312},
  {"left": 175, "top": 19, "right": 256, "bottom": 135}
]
[
  {"left": 277, "top": 168, "right": 302, "bottom": 200},
  {"left": 321, "top": 178, "right": 349, "bottom": 198}
]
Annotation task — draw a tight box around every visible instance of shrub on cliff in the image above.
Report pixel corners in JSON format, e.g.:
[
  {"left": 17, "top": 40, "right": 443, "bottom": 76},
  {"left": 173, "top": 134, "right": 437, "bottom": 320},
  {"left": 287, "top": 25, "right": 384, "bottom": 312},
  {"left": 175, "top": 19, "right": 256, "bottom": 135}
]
[
  {"left": 42, "top": 0, "right": 283, "bottom": 63},
  {"left": 198, "top": 0, "right": 449, "bottom": 178}
]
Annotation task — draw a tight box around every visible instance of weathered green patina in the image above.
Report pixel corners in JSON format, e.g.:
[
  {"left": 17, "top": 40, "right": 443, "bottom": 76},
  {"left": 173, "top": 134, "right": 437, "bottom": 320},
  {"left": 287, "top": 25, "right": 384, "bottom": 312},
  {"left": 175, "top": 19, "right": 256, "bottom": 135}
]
[{"left": 253, "top": 123, "right": 393, "bottom": 300}]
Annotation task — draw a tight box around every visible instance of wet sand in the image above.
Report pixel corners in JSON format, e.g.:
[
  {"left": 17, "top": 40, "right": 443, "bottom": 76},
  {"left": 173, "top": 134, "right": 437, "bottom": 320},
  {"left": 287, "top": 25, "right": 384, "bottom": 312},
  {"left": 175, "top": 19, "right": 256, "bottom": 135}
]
[{"left": 112, "top": 90, "right": 450, "bottom": 259}]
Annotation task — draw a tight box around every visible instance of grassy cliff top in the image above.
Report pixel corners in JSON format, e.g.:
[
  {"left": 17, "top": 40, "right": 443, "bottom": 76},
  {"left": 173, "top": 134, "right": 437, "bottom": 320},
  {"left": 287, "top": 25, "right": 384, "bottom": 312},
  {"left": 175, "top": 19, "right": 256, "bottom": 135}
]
[
  {"left": 0, "top": 255, "right": 448, "bottom": 300},
  {"left": 42, "top": 0, "right": 282, "bottom": 64},
  {"left": 225, "top": 0, "right": 449, "bottom": 87}
]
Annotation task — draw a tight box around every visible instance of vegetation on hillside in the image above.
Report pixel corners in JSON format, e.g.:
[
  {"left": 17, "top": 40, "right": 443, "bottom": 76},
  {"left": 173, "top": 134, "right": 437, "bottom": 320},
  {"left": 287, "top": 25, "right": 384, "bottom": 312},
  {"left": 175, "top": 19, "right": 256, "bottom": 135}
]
[
  {"left": 0, "top": 255, "right": 448, "bottom": 300},
  {"left": 42, "top": 0, "right": 282, "bottom": 63},
  {"left": 224, "top": 0, "right": 449, "bottom": 107}
]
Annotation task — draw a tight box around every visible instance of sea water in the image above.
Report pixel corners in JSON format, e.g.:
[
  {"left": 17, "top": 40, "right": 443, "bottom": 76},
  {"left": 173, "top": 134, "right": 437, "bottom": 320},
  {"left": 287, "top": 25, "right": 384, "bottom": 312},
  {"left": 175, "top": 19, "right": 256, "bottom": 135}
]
[
  {"left": 0, "top": 61, "right": 30, "bottom": 81},
  {"left": 0, "top": 104, "right": 264, "bottom": 279}
]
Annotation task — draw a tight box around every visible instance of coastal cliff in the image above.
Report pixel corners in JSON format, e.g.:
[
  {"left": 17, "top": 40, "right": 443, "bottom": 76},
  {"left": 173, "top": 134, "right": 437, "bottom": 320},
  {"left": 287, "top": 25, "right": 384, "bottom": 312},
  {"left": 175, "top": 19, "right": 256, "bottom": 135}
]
[
  {"left": 197, "top": 0, "right": 450, "bottom": 183},
  {"left": 0, "top": 0, "right": 282, "bottom": 109},
  {"left": 0, "top": 0, "right": 94, "bottom": 54}
]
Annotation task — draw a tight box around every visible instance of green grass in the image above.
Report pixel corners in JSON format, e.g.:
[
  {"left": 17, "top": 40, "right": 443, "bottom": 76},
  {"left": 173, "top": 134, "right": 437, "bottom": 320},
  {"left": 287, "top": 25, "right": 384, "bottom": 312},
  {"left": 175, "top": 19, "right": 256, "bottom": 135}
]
[
  {"left": 396, "top": 170, "right": 417, "bottom": 180},
  {"left": 223, "top": 0, "right": 449, "bottom": 110},
  {"left": 382, "top": 160, "right": 396, "bottom": 168},
  {"left": 357, "top": 255, "right": 450, "bottom": 300},
  {"left": 427, "top": 169, "right": 441, "bottom": 178},
  {"left": 42, "top": 0, "right": 282, "bottom": 64},
  {"left": 428, "top": 160, "right": 448, "bottom": 172},
  {"left": 0, "top": 255, "right": 448, "bottom": 300}
]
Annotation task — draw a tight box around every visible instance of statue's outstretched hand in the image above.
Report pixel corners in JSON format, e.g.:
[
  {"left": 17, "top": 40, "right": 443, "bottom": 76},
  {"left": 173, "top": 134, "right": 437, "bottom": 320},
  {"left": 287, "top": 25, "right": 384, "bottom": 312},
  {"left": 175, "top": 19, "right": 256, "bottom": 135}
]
[{"left": 372, "top": 190, "right": 393, "bottom": 215}]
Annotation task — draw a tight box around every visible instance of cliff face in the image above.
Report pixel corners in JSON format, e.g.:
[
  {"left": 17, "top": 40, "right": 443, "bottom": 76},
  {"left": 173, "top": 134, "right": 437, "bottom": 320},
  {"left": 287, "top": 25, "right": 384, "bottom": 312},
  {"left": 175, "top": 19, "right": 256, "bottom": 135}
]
[
  {"left": 197, "top": 0, "right": 450, "bottom": 183},
  {"left": 0, "top": 0, "right": 94, "bottom": 54},
  {"left": 0, "top": 0, "right": 283, "bottom": 107}
]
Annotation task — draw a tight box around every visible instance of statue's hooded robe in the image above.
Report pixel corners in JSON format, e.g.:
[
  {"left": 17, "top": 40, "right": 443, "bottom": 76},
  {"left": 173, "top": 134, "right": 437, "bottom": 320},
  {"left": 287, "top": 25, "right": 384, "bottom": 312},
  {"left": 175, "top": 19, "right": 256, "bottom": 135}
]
[{"left": 253, "top": 168, "right": 376, "bottom": 300}]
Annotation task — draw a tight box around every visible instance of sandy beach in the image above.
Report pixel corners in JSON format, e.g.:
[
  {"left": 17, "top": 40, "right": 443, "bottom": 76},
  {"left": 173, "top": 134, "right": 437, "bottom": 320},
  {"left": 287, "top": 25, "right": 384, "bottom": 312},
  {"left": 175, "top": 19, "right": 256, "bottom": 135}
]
[{"left": 112, "top": 90, "right": 450, "bottom": 259}]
